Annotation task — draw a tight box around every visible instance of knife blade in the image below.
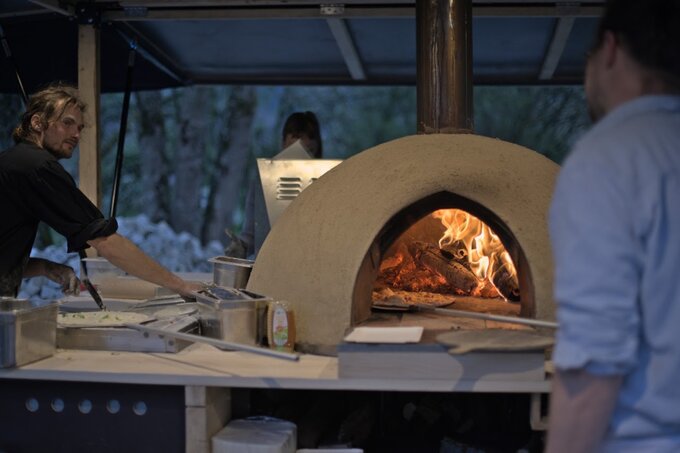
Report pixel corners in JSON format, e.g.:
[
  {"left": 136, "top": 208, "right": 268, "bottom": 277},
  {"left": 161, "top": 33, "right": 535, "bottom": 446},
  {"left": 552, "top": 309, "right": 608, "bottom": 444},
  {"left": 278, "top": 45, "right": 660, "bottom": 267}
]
[{"left": 78, "top": 250, "right": 107, "bottom": 311}]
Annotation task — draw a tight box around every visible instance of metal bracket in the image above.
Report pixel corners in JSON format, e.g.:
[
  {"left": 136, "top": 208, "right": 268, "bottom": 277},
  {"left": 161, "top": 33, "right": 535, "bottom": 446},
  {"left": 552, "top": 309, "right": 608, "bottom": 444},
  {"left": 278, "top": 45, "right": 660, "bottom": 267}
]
[
  {"left": 556, "top": 2, "right": 582, "bottom": 16},
  {"left": 530, "top": 393, "right": 549, "bottom": 431},
  {"left": 320, "top": 4, "right": 345, "bottom": 16},
  {"left": 74, "top": 2, "right": 102, "bottom": 26},
  {"left": 123, "top": 6, "right": 148, "bottom": 18}
]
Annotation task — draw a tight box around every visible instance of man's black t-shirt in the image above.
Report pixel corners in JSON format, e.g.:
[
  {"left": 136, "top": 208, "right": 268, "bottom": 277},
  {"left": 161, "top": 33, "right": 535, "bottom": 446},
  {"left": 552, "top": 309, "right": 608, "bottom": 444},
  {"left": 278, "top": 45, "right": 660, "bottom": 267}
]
[{"left": 0, "top": 141, "right": 117, "bottom": 295}]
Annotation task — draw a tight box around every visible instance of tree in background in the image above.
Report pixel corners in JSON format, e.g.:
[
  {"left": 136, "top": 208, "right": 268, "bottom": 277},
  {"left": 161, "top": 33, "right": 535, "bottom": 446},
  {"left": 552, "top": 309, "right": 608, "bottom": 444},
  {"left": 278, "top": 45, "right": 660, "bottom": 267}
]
[
  {"left": 202, "top": 86, "right": 257, "bottom": 242},
  {"left": 474, "top": 86, "right": 589, "bottom": 164},
  {"left": 0, "top": 94, "right": 22, "bottom": 151},
  {"left": 0, "top": 84, "right": 588, "bottom": 251},
  {"left": 134, "top": 90, "right": 171, "bottom": 223},
  {"left": 97, "top": 86, "right": 258, "bottom": 244}
]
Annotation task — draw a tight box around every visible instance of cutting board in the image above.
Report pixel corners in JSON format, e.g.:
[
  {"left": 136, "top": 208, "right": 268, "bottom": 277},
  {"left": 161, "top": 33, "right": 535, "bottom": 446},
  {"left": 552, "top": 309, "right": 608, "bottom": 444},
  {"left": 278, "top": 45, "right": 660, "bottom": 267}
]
[{"left": 437, "top": 329, "right": 554, "bottom": 354}]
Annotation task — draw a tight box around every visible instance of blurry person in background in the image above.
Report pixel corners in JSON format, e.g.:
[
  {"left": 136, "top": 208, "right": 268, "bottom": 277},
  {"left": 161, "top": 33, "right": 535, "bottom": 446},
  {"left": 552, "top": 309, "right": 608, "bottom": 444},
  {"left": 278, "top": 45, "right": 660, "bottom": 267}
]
[
  {"left": 546, "top": 0, "right": 680, "bottom": 452},
  {"left": 225, "top": 111, "right": 323, "bottom": 259},
  {"left": 279, "top": 110, "right": 323, "bottom": 159},
  {"left": 0, "top": 83, "right": 203, "bottom": 298}
]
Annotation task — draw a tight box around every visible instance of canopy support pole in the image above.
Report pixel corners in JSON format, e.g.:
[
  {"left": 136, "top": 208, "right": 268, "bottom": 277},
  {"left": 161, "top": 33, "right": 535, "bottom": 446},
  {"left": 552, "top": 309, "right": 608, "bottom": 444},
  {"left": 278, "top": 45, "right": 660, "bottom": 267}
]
[{"left": 109, "top": 39, "right": 137, "bottom": 218}]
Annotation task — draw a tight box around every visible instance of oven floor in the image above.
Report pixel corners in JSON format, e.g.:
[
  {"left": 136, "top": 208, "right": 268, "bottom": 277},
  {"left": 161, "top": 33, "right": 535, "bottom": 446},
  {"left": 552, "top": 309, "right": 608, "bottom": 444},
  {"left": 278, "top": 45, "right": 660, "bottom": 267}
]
[{"left": 364, "top": 296, "right": 526, "bottom": 343}]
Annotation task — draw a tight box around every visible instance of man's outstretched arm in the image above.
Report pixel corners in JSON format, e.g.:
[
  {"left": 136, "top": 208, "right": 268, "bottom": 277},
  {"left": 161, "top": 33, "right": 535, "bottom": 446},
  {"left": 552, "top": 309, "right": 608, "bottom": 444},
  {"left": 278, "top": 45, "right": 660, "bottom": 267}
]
[{"left": 88, "top": 233, "right": 202, "bottom": 297}]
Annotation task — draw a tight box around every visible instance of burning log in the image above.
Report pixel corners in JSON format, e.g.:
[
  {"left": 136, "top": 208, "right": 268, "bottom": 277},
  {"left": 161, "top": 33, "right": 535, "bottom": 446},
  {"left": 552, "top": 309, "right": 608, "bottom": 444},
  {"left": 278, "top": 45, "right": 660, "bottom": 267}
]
[
  {"left": 441, "top": 240, "right": 468, "bottom": 262},
  {"left": 408, "top": 241, "right": 478, "bottom": 293},
  {"left": 492, "top": 266, "right": 520, "bottom": 302}
]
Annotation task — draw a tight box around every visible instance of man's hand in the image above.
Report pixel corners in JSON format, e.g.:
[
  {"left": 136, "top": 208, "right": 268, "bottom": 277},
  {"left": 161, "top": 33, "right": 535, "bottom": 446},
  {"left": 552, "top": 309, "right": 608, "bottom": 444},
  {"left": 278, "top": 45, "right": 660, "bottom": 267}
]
[
  {"left": 178, "top": 281, "right": 208, "bottom": 300},
  {"left": 44, "top": 261, "right": 81, "bottom": 295},
  {"left": 24, "top": 258, "right": 81, "bottom": 295}
]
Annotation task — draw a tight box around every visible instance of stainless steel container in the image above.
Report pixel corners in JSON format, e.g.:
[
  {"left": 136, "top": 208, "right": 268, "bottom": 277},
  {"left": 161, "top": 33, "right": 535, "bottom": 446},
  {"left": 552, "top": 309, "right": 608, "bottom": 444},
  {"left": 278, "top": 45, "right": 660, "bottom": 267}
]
[
  {"left": 209, "top": 256, "right": 254, "bottom": 289},
  {"left": 195, "top": 287, "right": 271, "bottom": 345},
  {"left": 56, "top": 313, "right": 199, "bottom": 353},
  {"left": 0, "top": 297, "right": 57, "bottom": 368}
]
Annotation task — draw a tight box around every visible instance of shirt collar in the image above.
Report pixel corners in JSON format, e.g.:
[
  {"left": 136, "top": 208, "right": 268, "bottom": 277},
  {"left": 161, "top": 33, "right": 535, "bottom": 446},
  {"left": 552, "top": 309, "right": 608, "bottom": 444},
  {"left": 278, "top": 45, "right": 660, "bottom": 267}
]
[{"left": 593, "top": 94, "right": 680, "bottom": 133}]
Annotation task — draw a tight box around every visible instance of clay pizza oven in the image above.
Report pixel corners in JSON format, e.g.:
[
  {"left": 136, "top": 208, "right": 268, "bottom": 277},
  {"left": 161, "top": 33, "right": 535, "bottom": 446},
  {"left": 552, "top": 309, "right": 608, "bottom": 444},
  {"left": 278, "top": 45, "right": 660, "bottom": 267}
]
[{"left": 248, "top": 133, "right": 559, "bottom": 354}]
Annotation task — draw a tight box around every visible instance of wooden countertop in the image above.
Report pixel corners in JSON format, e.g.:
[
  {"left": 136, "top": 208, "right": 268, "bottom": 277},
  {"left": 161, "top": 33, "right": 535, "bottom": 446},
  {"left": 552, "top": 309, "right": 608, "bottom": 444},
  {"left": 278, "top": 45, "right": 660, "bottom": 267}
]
[
  {"left": 0, "top": 343, "right": 550, "bottom": 393},
  {"left": 3, "top": 289, "right": 550, "bottom": 393}
]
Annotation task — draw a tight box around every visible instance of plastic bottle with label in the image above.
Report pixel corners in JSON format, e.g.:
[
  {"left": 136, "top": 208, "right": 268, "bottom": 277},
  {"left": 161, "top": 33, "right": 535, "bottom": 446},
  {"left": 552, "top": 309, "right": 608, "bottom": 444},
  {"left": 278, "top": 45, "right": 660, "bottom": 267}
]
[{"left": 266, "top": 300, "right": 296, "bottom": 352}]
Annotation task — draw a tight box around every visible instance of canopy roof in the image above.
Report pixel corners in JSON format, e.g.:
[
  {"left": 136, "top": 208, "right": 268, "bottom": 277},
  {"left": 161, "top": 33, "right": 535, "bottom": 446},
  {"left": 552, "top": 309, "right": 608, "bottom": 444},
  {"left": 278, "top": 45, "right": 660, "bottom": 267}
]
[{"left": 1, "top": 1, "right": 603, "bottom": 94}]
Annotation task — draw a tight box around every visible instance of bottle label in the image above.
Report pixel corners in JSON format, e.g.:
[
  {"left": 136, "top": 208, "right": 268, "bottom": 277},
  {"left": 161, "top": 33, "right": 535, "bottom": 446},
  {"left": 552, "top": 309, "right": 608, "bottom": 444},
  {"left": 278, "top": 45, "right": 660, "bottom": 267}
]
[{"left": 272, "top": 306, "right": 289, "bottom": 347}]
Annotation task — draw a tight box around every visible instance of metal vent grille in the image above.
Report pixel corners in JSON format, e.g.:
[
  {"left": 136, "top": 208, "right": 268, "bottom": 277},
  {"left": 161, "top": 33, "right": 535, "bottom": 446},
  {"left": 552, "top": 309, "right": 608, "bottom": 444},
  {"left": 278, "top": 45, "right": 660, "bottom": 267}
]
[
  {"left": 257, "top": 159, "right": 343, "bottom": 228},
  {"left": 276, "top": 177, "right": 304, "bottom": 200}
]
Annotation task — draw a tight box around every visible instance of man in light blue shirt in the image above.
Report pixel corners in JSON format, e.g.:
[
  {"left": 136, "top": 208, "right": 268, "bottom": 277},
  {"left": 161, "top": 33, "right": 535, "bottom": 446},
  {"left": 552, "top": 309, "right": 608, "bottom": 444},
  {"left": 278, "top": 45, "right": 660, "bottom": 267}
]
[{"left": 546, "top": 0, "right": 680, "bottom": 452}]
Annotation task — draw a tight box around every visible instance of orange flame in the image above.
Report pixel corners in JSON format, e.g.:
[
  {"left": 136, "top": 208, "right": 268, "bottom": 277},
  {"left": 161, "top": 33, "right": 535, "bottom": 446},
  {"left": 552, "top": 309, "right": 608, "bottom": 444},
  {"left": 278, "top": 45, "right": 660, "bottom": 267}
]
[{"left": 433, "top": 209, "right": 518, "bottom": 298}]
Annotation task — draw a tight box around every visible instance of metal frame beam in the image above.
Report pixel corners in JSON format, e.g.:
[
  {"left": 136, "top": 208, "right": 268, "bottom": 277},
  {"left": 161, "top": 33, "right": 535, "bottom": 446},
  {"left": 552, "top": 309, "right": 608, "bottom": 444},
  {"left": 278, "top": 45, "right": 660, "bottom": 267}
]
[
  {"left": 326, "top": 18, "right": 366, "bottom": 81},
  {"left": 114, "top": 22, "right": 188, "bottom": 84},
  {"left": 28, "top": 0, "right": 72, "bottom": 15},
  {"left": 100, "top": 5, "right": 603, "bottom": 21},
  {"left": 539, "top": 16, "right": 575, "bottom": 80}
]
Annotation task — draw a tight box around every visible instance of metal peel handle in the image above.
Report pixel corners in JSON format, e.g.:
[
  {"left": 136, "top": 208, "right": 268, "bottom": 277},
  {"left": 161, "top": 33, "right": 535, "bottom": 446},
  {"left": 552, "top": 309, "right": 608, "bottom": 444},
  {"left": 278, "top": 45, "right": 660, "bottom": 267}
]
[
  {"left": 125, "top": 323, "right": 300, "bottom": 361},
  {"left": 419, "top": 306, "right": 558, "bottom": 329}
]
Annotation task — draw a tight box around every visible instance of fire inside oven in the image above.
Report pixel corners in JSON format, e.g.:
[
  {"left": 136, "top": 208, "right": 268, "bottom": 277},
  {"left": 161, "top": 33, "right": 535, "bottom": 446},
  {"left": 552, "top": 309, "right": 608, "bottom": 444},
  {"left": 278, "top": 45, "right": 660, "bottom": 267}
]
[{"left": 367, "top": 191, "right": 533, "bottom": 322}]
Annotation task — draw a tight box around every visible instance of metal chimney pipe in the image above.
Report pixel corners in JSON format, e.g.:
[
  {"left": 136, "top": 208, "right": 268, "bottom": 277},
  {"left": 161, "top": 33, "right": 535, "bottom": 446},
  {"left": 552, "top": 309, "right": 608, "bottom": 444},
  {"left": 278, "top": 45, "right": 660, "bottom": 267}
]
[{"left": 417, "top": 0, "right": 473, "bottom": 134}]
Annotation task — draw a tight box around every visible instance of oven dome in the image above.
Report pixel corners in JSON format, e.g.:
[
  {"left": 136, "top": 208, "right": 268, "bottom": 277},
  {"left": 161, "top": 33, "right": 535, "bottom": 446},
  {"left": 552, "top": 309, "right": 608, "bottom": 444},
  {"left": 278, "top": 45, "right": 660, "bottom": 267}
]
[{"left": 247, "top": 134, "right": 559, "bottom": 354}]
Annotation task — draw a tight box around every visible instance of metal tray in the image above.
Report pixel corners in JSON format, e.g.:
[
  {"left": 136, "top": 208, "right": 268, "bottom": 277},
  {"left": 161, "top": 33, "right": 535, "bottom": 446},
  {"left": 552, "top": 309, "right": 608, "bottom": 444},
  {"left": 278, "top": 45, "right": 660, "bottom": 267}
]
[
  {"left": 56, "top": 307, "right": 200, "bottom": 353},
  {"left": 1, "top": 298, "right": 58, "bottom": 368}
]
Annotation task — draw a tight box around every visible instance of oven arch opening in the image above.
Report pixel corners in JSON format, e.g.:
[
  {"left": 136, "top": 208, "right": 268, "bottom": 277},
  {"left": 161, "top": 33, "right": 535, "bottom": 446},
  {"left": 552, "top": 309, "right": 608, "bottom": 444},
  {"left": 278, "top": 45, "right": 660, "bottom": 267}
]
[{"left": 351, "top": 191, "right": 534, "bottom": 331}]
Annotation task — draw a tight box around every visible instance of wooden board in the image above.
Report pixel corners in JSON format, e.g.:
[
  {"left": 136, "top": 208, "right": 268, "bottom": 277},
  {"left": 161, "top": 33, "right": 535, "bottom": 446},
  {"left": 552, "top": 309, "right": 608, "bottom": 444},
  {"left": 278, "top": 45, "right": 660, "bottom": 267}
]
[
  {"left": 437, "top": 329, "right": 554, "bottom": 354},
  {"left": 337, "top": 342, "right": 546, "bottom": 381},
  {"left": 0, "top": 343, "right": 551, "bottom": 393}
]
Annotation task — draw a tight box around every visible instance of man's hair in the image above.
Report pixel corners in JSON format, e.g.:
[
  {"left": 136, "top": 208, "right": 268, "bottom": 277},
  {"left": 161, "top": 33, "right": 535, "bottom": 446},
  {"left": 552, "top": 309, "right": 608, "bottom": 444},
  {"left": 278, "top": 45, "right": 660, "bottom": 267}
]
[
  {"left": 281, "top": 111, "right": 323, "bottom": 158},
  {"left": 12, "top": 82, "right": 86, "bottom": 144},
  {"left": 596, "top": 0, "right": 680, "bottom": 86}
]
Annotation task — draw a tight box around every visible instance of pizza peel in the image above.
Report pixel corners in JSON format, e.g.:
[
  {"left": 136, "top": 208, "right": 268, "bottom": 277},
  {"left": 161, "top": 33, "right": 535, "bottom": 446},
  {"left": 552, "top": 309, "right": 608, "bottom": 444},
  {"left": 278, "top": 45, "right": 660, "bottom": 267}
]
[{"left": 437, "top": 329, "right": 554, "bottom": 354}]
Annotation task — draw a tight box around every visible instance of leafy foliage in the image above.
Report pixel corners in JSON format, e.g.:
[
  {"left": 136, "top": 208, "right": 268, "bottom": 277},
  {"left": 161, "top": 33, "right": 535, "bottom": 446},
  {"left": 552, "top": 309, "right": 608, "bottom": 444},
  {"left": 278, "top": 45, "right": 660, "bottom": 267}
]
[
  {"left": 474, "top": 86, "right": 589, "bottom": 164},
  {"left": 1, "top": 84, "right": 589, "bottom": 250}
]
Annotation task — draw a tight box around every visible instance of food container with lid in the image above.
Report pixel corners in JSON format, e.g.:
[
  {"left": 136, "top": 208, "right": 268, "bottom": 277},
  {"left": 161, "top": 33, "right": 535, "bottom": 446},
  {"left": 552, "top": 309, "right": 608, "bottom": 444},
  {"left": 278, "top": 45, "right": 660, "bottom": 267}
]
[
  {"left": 195, "top": 286, "right": 271, "bottom": 345},
  {"left": 0, "top": 297, "right": 58, "bottom": 368},
  {"left": 209, "top": 256, "right": 254, "bottom": 288}
]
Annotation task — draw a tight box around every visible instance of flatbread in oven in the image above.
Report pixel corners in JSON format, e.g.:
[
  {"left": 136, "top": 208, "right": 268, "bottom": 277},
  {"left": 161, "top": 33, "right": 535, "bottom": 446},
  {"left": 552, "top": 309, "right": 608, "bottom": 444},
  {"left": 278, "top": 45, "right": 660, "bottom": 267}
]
[
  {"left": 58, "top": 311, "right": 153, "bottom": 328},
  {"left": 372, "top": 287, "right": 456, "bottom": 311}
]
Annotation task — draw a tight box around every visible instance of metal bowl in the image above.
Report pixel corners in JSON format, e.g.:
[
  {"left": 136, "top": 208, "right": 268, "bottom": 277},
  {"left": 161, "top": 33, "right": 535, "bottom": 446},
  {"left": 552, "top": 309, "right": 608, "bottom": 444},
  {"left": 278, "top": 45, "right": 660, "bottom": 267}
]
[{"left": 208, "top": 256, "right": 254, "bottom": 289}]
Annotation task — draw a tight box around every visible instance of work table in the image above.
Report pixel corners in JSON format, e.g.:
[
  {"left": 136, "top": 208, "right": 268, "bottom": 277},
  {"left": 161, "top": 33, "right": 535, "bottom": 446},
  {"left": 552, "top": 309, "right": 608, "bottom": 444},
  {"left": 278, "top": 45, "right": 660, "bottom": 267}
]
[
  {"left": 0, "top": 290, "right": 552, "bottom": 452},
  {"left": 0, "top": 343, "right": 550, "bottom": 393}
]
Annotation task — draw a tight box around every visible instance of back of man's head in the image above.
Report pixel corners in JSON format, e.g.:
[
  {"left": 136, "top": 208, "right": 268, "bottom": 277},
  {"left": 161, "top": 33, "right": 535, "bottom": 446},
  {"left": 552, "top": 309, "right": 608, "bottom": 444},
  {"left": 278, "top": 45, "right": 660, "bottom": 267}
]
[{"left": 598, "top": 0, "right": 680, "bottom": 88}]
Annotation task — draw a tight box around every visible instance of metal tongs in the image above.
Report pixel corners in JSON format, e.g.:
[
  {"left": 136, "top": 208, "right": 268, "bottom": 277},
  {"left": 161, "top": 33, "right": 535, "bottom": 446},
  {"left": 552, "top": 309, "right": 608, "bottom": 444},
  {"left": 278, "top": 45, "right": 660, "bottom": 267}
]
[
  {"left": 129, "top": 294, "right": 187, "bottom": 311},
  {"left": 78, "top": 250, "right": 107, "bottom": 311}
]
